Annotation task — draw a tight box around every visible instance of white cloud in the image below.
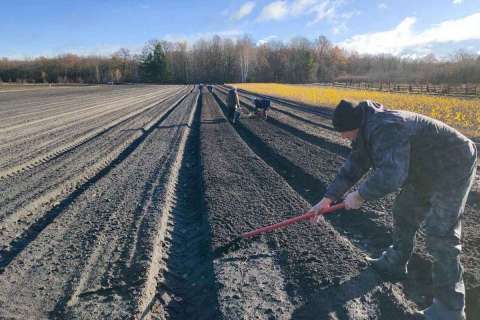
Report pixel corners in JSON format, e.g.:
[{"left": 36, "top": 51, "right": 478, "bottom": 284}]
[
  {"left": 378, "top": 3, "right": 388, "bottom": 9},
  {"left": 453, "top": 0, "right": 463, "bottom": 4},
  {"left": 332, "top": 22, "right": 348, "bottom": 35},
  {"left": 340, "top": 13, "right": 480, "bottom": 55},
  {"left": 256, "top": 0, "right": 356, "bottom": 27},
  {"left": 257, "top": 35, "right": 278, "bottom": 45},
  {"left": 232, "top": 2, "right": 256, "bottom": 20},
  {"left": 291, "top": 0, "right": 317, "bottom": 15},
  {"left": 309, "top": 1, "right": 336, "bottom": 24},
  {"left": 340, "top": 10, "right": 361, "bottom": 20},
  {"left": 258, "top": 1, "right": 289, "bottom": 21}
]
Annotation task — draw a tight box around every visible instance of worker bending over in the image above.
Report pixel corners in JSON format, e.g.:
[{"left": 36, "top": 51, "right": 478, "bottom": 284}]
[
  {"left": 310, "top": 100, "right": 477, "bottom": 320},
  {"left": 252, "top": 98, "right": 271, "bottom": 120},
  {"left": 226, "top": 88, "right": 241, "bottom": 124}
]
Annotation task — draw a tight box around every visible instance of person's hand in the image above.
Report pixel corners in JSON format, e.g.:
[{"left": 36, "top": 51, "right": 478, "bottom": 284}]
[
  {"left": 309, "top": 197, "right": 333, "bottom": 225},
  {"left": 344, "top": 191, "right": 364, "bottom": 210}
]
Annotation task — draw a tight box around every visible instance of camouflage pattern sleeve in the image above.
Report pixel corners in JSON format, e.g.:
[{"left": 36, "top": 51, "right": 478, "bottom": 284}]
[
  {"left": 358, "top": 124, "right": 410, "bottom": 201},
  {"left": 324, "top": 138, "right": 371, "bottom": 201}
]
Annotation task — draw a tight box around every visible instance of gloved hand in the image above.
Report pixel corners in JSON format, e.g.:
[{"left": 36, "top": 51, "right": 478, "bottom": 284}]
[
  {"left": 309, "top": 197, "right": 333, "bottom": 225},
  {"left": 344, "top": 191, "right": 364, "bottom": 210}
]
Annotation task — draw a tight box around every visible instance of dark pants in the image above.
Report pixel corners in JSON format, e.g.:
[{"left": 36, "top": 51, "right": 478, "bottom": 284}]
[
  {"left": 228, "top": 106, "right": 235, "bottom": 121},
  {"left": 392, "top": 142, "right": 477, "bottom": 311}
]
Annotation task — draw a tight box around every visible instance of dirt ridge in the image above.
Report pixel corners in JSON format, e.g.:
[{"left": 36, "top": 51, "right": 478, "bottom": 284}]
[
  {"left": 0, "top": 88, "right": 192, "bottom": 272},
  {"left": 0, "top": 87, "right": 188, "bottom": 179}
]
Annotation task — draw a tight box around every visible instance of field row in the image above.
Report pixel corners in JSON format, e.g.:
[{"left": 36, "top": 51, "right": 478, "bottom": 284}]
[
  {"left": 0, "top": 86, "right": 200, "bottom": 318},
  {"left": 0, "top": 85, "right": 183, "bottom": 178}
]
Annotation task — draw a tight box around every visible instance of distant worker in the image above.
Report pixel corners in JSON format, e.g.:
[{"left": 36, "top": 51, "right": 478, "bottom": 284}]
[
  {"left": 227, "top": 88, "right": 241, "bottom": 124},
  {"left": 207, "top": 85, "right": 213, "bottom": 93},
  {"left": 252, "top": 98, "right": 271, "bottom": 120},
  {"left": 310, "top": 100, "right": 477, "bottom": 320}
]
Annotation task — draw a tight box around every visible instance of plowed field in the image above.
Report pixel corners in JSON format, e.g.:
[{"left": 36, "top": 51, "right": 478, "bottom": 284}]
[{"left": 0, "top": 85, "right": 478, "bottom": 319}]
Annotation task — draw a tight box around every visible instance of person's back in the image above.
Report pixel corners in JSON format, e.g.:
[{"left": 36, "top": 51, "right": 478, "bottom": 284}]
[
  {"left": 254, "top": 98, "right": 270, "bottom": 110},
  {"left": 360, "top": 101, "right": 473, "bottom": 182},
  {"left": 227, "top": 89, "right": 237, "bottom": 109},
  {"left": 253, "top": 98, "right": 270, "bottom": 119}
]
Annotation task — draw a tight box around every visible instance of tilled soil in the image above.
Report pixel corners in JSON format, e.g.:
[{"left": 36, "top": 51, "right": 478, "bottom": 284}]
[
  {"left": 1, "top": 84, "right": 478, "bottom": 319},
  {"left": 0, "top": 87, "right": 190, "bottom": 266},
  {"left": 0, "top": 86, "right": 207, "bottom": 318},
  {"left": 0, "top": 85, "right": 182, "bottom": 177},
  {"left": 214, "top": 85, "right": 480, "bottom": 319}
]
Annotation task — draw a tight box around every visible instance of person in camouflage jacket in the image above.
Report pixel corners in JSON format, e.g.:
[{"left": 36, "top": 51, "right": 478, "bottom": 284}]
[{"left": 310, "top": 100, "right": 477, "bottom": 320}]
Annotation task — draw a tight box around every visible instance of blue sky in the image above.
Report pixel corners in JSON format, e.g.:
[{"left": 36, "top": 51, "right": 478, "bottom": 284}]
[{"left": 1, "top": 0, "right": 480, "bottom": 59}]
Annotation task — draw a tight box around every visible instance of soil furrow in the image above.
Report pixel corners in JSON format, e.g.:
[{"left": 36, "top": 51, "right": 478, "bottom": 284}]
[
  {"left": 0, "top": 88, "right": 196, "bottom": 319},
  {"left": 0, "top": 88, "right": 188, "bottom": 231},
  {"left": 0, "top": 88, "right": 191, "bottom": 271},
  {"left": 0, "top": 87, "right": 183, "bottom": 174},
  {"left": 0, "top": 86, "right": 170, "bottom": 129},
  {"left": 62, "top": 92, "right": 198, "bottom": 319},
  {"left": 145, "top": 90, "right": 219, "bottom": 320}
]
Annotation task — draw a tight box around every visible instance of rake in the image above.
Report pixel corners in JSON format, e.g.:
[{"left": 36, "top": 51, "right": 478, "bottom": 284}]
[{"left": 212, "top": 202, "right": 345, "bottom": 258}]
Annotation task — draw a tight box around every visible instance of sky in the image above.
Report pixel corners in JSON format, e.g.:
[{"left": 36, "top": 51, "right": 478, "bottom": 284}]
[{"left": 1, "top": 0, "right": 480, "bottom": 59}]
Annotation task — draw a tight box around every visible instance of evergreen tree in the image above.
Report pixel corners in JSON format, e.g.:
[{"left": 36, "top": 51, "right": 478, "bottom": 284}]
[{"left": 140, "top": 41, "right": 168, "bottom": 83}]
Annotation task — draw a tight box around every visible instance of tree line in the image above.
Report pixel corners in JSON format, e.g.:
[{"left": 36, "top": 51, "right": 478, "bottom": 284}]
[{"left": 1, "top": 35, "right": 479, "bottom": 85}]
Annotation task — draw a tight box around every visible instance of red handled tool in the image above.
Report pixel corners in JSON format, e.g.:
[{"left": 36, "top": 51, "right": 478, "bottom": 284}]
[
  {"left": 241, "top": 203, "right": 345, "bottom": 238},
  {"left": 213, "top": 202, "right": 345, "bottom": 258}
]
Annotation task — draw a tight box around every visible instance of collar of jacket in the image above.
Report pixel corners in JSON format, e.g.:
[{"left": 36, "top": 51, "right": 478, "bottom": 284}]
[
  {"left": 357, "top": 100, "right": 385, "bottom": 140},
  {"left": 355, "top": 101, "right": 386, "bottom": 167}
]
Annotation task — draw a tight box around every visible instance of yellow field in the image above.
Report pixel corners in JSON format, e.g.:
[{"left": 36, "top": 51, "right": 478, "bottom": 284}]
[{"left": 232, "top": 83, "right": 480, "bottom": 136}]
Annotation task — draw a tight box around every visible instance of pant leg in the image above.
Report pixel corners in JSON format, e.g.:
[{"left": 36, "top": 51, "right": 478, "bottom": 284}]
[
  {"left": 392, "top": 183, "right": 430, "bottom": 263},
  {"left": 424, "top": 142, "right": 477, "bottom": 311},
  {"left": 233, "top": 110, "right": 240, "bottom": 123}
]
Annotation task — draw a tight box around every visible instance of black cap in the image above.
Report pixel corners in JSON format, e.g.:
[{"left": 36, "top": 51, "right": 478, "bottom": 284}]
[{"left": 332, "top": 100, "right": 363, "bottom": 132}]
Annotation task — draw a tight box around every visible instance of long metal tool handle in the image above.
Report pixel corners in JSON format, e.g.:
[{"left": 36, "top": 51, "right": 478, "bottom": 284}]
[{"left": 241, "top": 203, "right": 345, "bottom": 239}]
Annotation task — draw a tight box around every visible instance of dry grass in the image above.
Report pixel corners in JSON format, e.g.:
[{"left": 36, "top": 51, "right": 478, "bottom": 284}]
[{"left": 232, "top": 83, "right": 480, "bottom": 136}]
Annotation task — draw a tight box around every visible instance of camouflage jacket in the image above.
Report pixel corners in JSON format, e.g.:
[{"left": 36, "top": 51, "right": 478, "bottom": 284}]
[{"left": 325, "top": 101, "right": 474, "bottom": 201}]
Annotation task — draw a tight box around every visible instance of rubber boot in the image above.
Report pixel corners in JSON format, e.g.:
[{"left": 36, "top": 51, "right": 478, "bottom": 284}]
[
  {"left": 415, "top": 299, "right": 466, "bottom": 320},
  {"left": 366, "top": 245, "right": 408, "bottom": 281}
]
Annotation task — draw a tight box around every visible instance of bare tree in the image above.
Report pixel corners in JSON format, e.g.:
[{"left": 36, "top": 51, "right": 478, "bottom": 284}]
[
  {"left": 237, "top": 35, "right": 254, "bottom": 82},
  {"left": 1, "top": 35, "right": 479, "bottom": 85}
]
